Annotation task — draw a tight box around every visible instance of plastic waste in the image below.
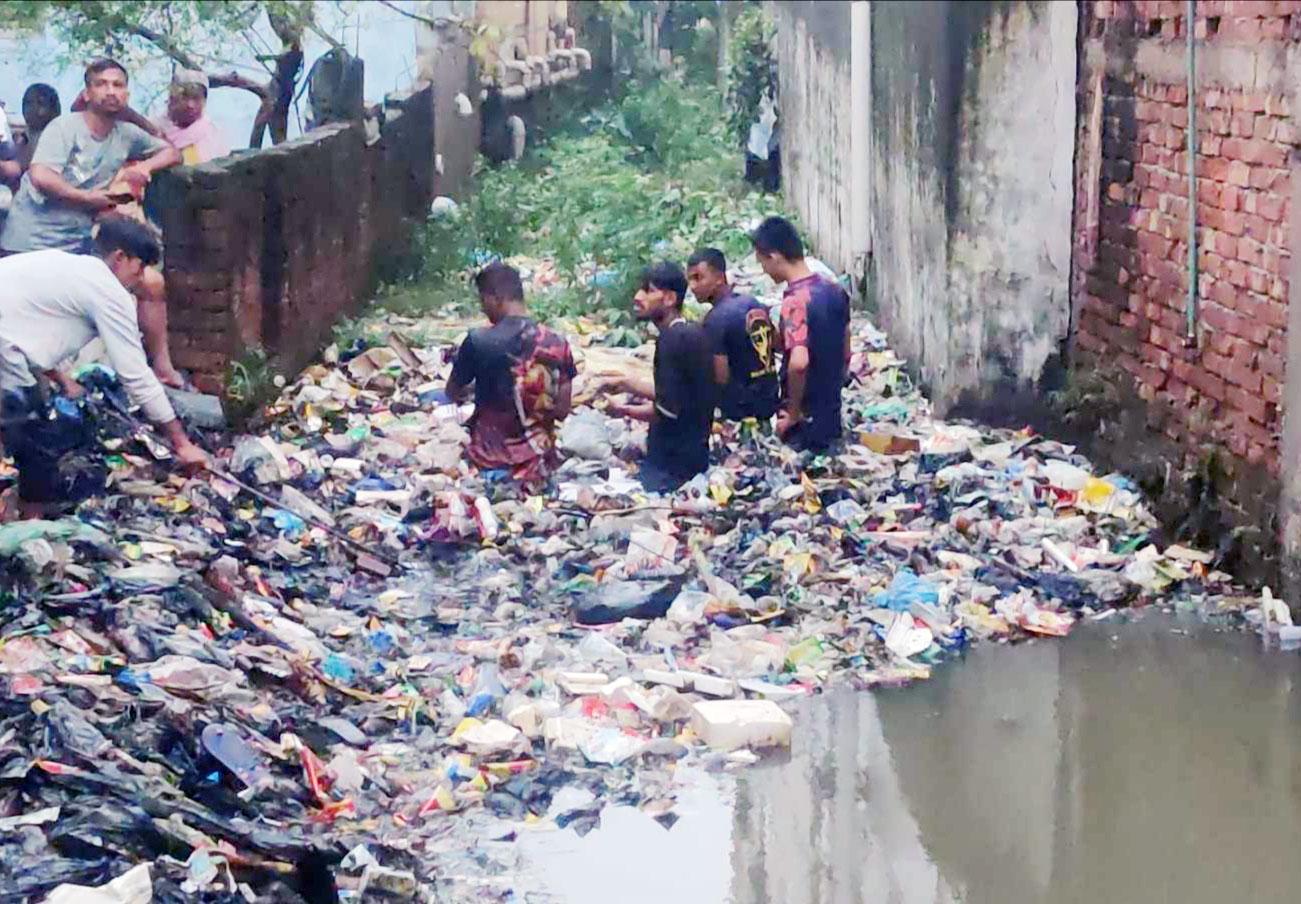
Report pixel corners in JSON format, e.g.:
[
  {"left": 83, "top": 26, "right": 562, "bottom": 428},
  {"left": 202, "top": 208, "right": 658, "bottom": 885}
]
[
  {"left": 875, "top": 569, "right": 940, "bottom": 611},
  {"left": 467, "top": 662, "right": 507, "bottom": 716},
  {"left": 44, "top": 864, "right": 153, "bottom": 904},
  {"left": 573, "top": 578, "right": 685, "bottom": 625},
  {"left": 558, "top": 409, "right": 614, "bottom": 460},
  {"left": 202, "top": 722, "right": 272, "bottom": 789}
]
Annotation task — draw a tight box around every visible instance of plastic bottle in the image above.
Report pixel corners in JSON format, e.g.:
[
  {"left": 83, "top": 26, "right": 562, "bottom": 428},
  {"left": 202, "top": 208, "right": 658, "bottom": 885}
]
[{"left": 466, "top": 663, "right": 506, "bottom": 717}]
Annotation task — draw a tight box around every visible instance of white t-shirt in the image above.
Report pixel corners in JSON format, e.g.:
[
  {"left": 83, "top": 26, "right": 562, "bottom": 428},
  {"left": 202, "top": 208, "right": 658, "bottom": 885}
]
[{"left": 0, "top": 249, "right": 175, "bottom": 422}]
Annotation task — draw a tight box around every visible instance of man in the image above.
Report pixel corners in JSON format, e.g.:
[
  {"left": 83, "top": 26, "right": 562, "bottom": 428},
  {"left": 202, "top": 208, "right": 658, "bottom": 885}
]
[
  {"left": 0, "top": 106, "right": 17, "bottom": 189},
  {"left": 751, "top": 216, "right": 851, "bottom": 452},
  {"left": 600, "top": 262, "right": 717, "bottom": 492},
  {"left": 16, "top": 84, "right": 62, "bottom": 172},
  {"left": 0, "top": 216, "right": 207, "bottom": 517},
  {"left": 447, "top": 262, "right": 578, "bottom": 484},
  {"left": 1, "top": 60, "right": 186, "bottom": 390},
  {"left": 687, "top": 247, "right": 780, "bottom": 423},
  {"left": 155, "top": 69, "right": 231, "bottom": 165},
  {"left": 0, "top": 59, "right": 179, "bottom": 255}
]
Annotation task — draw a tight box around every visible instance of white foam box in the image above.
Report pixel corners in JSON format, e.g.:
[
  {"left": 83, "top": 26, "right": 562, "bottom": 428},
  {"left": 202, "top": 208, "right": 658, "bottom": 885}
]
[{"left": 690, "top": 700, "right": 793, "bottom": 751}]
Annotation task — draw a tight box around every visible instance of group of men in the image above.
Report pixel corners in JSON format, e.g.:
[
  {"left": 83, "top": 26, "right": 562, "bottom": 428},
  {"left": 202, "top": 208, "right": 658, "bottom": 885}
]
[
  {"left": 0, "top": 58, "right": 231, "bottom": 515},
  {"left": 449, "top": 215, "right": 851, "bottom": 493},
  {"left": 0, "top": 56, "right": 849, "bottom": 518}
]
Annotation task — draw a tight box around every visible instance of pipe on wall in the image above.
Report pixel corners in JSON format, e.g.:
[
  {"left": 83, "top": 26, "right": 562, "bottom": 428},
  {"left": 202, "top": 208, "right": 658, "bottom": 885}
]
[
  {"left": 1185, "top": 0, "right": 1199, "bottom": 345},
  {"left": 849, "top": 0, "right": 872, "bottom": 284}
]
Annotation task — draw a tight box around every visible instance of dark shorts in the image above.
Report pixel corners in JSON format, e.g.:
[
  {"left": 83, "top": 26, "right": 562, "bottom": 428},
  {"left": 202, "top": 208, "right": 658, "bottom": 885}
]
[{"left": 1, "top": 388, "right": 105, "bottom": 505}]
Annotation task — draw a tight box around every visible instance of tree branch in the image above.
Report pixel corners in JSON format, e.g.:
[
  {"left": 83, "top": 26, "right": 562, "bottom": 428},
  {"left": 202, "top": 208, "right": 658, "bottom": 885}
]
[
  {"left": 118, "top": 17, "right": 269, "bottom": 98},
  {"left": 210, "top": 71, "right": 271, "bottom": 98},
  {"left": 376, "top": 0, "right": 460, "bottom": 30},
  {"left": 121, "top": 20, "right": 203, "bottom": 71}
]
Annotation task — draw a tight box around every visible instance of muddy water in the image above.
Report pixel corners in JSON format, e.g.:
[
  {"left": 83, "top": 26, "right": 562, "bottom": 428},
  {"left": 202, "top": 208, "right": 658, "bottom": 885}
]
[{"left": 519, "top": 614, "right": 1301, "bottom": 903}]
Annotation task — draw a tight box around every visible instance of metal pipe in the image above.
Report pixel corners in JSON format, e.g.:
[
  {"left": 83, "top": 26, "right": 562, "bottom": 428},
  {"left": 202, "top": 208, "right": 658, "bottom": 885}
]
[{"left": 1185, "top": 0, "right": 1199, "bottom": 345}]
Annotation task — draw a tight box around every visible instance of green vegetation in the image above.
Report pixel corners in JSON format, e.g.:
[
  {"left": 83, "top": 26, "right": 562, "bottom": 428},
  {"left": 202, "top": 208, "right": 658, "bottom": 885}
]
[
  {"left": 725, "top": 4, "right": 778, "bottom": 146},
  {"left": 368, "top": 76, "right": 780, "bottom": 342}
]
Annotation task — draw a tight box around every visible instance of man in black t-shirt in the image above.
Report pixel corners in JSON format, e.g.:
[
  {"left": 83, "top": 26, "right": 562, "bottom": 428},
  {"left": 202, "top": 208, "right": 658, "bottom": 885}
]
[
  {"left": 447, "top": 262, "right": 578, "bottom": 483},
  {"left": 597, "top": 262, "right": 716, "bottom": 492},
  {"left": 687, "top": 247, "right": 779, "bottom": 422}
]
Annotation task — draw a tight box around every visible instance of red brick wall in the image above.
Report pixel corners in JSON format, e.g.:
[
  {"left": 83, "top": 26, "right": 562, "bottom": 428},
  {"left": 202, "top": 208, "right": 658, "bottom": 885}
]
[
  {"left": 150, "top": 85, "right": 435, "bottom": 395},
  {"left": 1073, "top": 1, "right": 1299, "bottom": 480}
]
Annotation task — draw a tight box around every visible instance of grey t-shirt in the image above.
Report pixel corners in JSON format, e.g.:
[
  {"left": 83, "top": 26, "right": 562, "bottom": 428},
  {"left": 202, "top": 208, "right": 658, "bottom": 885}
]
[{"left": 0, "top": 113, "right": 166, "bottom": 253}]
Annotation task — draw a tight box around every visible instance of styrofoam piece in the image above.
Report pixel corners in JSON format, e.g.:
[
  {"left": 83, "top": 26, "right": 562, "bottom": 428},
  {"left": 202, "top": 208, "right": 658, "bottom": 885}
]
[{"left": 690, "top": 699, "right": 793, "bottom": 751}]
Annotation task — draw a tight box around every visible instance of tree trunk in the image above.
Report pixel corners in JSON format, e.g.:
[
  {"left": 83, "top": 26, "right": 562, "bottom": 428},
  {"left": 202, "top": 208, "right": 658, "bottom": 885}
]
[
  {"left": 717, "top": 1, "right": 732, "bottom": 95},
  {"left": 248, "top": 48, "right": 304, "bottom": 148}
]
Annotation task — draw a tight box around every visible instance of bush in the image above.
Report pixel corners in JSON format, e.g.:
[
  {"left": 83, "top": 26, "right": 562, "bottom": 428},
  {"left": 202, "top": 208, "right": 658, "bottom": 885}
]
[{"left": 379, "top": 78, "right": 782, "bottom": 335}]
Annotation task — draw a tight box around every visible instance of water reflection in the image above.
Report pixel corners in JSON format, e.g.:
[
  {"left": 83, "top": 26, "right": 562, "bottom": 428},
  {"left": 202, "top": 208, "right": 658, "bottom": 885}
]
[{"left": 730, "top": 615, "right": 1301, "bottom": 904}]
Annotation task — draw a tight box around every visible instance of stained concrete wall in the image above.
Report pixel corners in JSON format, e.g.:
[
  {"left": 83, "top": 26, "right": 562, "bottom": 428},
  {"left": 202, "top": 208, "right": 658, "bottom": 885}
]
[
  {"left": 772, "top": 1, "right": 856, "bottom": 274},
  {"left": 773, "top": 1, "right": 1075, "bottom": 413},
  {"left": 870, "top": 1, "right": 1076, "bottom": 414}
]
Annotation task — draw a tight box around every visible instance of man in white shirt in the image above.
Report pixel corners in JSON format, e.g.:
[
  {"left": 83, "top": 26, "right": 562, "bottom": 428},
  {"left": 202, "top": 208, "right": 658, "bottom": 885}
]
[{"left": 0, "top": 215, "right": 207, "bottom": 515}]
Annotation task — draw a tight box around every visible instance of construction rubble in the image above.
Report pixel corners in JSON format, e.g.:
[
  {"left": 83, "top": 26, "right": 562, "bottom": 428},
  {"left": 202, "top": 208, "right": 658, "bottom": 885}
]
[{"left": 0, "top": 260, "right": 1271, "bottom": 903}]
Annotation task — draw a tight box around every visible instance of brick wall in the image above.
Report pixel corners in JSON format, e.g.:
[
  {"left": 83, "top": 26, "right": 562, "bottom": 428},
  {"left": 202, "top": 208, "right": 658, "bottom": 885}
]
[
  {"left": 1071, "top": 0, "right": 1301, "bottom": 570},
  {"left": 150, "top": 85, "right": 435, "bottom": 395}
]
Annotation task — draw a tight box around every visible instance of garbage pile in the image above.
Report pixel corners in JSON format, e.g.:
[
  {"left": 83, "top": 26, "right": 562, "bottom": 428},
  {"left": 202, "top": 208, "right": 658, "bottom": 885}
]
[{"left": 0, "top": 265, "right": 1265, "bottom": 902}]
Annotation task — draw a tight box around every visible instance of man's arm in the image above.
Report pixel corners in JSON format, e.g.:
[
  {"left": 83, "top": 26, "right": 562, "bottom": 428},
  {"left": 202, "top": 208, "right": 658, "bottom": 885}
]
[
  {"left": 784, "top": 346, "right": 810, "bottom": 418},
  {"left": 124, "top": 142, "right": 181, "bottom": 182},
  {"left": 609, "top": 399, "right": 654, "bottom": 422},
  {"left": 600, "top": 372, "right": 655, "bottom": 400},
  {"left": 28, "top": 164, "right": 117, "bottom": 212},
  {"left": 446, "top": 334, "right": 476, "bottom": 403},
  {"left": 71, "top": 92, "right": 163, "bottom": 139},
  {"left": 712, "top": 354, "right": 730, "bottom": 387},
  {"left": 554, "top": 375, "right": 574, "bottom": 420},
  {"left": 0, "top": 159, "right": 19, "bottom": 188},
  {"left": 777, "top": 294, "right": 812, "bottom": 435},
  {"left": 91, "top": 280, "right": 207, "bottom": 468}
]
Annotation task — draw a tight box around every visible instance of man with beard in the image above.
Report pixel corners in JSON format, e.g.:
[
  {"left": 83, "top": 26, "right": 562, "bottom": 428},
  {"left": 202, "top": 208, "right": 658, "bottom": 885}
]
[{"left": 599, "top": 262, "right": 717, "bottom": 492}]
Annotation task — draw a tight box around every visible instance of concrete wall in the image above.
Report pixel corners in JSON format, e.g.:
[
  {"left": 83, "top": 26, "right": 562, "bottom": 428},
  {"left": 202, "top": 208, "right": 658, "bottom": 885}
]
[
  {"left": 870, "top": 0, "right": 1076, "bottom": 413},
  {"left": 151, "top": 86, "right": 435, "bottom": 395},
  {"left": 773, "top": 1, "right": 1076, "bottom": 413},
  {"left": 417, "top": 20, "right": 481, "bottom": 199},
  {"left": 772, "top": 1, "right": 856, "bottom": 273}
]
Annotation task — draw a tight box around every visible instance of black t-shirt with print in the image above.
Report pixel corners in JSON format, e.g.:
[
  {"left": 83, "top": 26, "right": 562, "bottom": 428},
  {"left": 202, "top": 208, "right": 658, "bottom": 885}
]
[
  {"left": 701, "top": 290, "right": 780, "bottom": 420},
  {"left": 647, "top": 319, "right": 716, "bottom": 479}
]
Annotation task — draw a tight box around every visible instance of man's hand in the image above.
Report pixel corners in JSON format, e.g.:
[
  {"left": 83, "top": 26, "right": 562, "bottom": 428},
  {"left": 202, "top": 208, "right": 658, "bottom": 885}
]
[
  {"left": 154, "top": 367, "right": 188, "bottom": 390},
  {"left": 593, "top": 373, "right": 627, "bottom": 394},
  {"left": 82, "top": 188, "right": 120, "bottom": 212},
  {"left": 54, "top": 373, "right": 84, "bottom": 399},
  {"left": 173, "top": 439, "right": 210, "bottom": 475},
  {"left": 119, "top": 164, "right": 151, "bottom": 194},
  {"left": 776, "top": 408, "right": 803, "bottom": 439}
]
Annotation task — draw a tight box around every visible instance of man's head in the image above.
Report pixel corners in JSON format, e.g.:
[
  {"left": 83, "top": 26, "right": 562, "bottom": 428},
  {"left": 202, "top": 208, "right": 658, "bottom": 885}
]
[
  {"left": 473, "top": 261, "right": 526, "bottom": 323},
  {"left": 751, "top": 216, "right": 804, "bottom": 282},
  {"left": 83, "top": 58, "right": 129, "bottom": 117},
  {"left": 20, "top": 83, "right": 60, "bottom": 133},
  {"left": 633, "top": 262, "right": 688, "bottom": 323},
  {"left": 167, "top": 69, "right": 209, "bottom": 128},
  {"left": 686, "top": 247, "right": 729, "bottom": 305},
  {"left": 94, "top": 215, "right": 161, "bottom": 292}
]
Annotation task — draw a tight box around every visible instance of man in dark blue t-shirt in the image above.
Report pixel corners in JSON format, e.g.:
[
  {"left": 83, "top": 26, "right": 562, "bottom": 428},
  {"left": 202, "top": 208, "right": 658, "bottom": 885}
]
[
  {"left": 687, "top": 247, "right": 779, "bottom": 422},
  {"left": 751, "top": 217, "right": 850, "bottom": 451},
  {"left": 597, "top": 262, "right": 716, "bottom": 492}
]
